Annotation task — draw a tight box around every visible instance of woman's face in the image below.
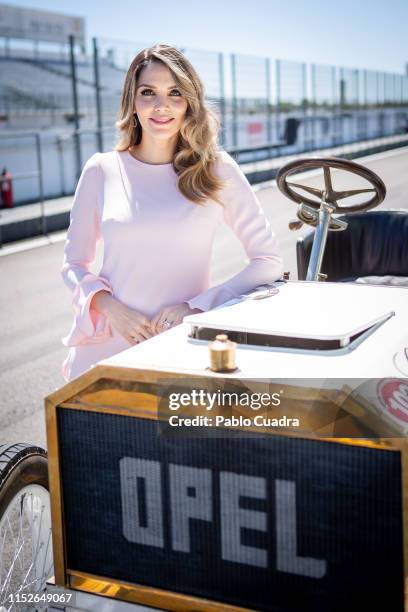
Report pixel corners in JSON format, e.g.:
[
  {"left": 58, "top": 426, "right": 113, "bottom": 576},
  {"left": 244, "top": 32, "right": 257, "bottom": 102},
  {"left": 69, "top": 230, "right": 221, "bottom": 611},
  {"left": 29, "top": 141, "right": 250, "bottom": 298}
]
[{"left": 134, "top": 61, "right": 188, "bottom": 142}]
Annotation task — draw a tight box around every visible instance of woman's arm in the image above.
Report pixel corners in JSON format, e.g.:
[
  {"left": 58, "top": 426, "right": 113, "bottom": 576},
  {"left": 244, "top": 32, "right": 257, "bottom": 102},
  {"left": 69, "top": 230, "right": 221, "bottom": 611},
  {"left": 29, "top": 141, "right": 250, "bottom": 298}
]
[
  {"left": 186, "top": 152, "right": 284, "bottom": 312},
  {"left": 61, "top": 153, "right": 114, "bottom": 346}
]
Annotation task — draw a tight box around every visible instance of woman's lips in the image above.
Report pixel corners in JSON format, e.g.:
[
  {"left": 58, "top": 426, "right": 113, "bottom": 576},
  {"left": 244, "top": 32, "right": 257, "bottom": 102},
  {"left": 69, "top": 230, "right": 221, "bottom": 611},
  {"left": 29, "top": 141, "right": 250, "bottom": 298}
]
[{"left": 149, "top": 117, "right": 174, "bottom": 125}]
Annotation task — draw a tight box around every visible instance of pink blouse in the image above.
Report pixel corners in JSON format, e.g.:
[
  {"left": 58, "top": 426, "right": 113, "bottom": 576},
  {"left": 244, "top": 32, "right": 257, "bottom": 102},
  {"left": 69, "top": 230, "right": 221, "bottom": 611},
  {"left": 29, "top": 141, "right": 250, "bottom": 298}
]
[{"left": 61, "top": 150, "right": 283, "bottom": 379}]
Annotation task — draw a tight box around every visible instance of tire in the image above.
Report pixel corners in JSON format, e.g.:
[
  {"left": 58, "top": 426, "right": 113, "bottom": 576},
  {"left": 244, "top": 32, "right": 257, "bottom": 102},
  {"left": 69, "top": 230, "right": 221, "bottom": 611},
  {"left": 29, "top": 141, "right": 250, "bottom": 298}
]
[
  {"left": 0, "top": 443, "right": 53, "bottom": 611},
  {"left": 0, "top": 443, "right": 49, "bottom": 516}
]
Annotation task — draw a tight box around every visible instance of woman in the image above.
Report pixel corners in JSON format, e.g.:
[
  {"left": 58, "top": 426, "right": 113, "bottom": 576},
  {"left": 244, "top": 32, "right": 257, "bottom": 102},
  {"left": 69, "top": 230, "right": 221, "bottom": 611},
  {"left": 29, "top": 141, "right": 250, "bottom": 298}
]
[{"left": 61, "top": 44, "right": 283, "bottom": 382}]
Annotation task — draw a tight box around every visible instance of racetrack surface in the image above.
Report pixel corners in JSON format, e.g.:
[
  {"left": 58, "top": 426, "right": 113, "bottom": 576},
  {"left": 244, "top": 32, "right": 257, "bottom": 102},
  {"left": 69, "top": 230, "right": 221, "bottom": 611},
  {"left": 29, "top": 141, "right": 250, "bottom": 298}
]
[{"left": 0, "top": 146, "right": 407, "bottom": 447}]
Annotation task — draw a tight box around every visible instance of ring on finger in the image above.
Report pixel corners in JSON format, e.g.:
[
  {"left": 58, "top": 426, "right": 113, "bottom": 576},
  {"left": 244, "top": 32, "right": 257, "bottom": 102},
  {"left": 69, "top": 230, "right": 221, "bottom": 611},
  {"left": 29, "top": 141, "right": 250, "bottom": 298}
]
[{"left": 161, "top": 318, "right": 172, "bottom": 328}]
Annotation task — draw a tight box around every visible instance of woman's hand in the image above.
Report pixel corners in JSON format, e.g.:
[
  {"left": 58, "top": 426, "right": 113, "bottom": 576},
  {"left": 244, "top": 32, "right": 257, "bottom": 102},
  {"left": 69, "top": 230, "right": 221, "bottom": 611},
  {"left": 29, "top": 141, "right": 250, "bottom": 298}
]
[
  {"left": 92, "top": 291, "right": 154, "bottom": 345},
  {"left": 151, "top": 303, "right": 202, "bottom": 335}
]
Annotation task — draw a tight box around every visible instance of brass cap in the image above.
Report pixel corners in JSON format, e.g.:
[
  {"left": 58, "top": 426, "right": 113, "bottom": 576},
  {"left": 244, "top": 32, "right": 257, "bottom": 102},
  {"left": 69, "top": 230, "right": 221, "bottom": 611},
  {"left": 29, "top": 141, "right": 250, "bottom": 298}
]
[{"left": 209, "top": 334, "right": 237, "bottom": 372}]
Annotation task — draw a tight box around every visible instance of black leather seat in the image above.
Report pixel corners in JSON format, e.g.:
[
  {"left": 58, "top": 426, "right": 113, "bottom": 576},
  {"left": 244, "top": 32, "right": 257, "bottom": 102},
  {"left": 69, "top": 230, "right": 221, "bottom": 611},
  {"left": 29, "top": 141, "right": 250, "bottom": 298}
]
[{"left": 296, "top": 209, "right": 408, "bottom": 283}]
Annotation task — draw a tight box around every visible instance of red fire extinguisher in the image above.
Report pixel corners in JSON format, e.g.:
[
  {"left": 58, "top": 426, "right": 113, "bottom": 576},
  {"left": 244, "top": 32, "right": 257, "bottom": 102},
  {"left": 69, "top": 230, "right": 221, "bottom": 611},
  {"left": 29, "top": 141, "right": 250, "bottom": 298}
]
[{"left": 1, "top": 168, "right": 14, "bottom": 208}]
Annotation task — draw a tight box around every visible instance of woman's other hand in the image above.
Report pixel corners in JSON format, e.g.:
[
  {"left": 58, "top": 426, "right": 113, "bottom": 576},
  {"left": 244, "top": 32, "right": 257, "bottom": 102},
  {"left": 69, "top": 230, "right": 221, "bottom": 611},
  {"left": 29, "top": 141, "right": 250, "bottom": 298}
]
[
  {"left": 91, "top": 291, "right": 154, "bottom": 345},
  {"left": 151, "top": 303, "right": 202, "bottom": 335}
]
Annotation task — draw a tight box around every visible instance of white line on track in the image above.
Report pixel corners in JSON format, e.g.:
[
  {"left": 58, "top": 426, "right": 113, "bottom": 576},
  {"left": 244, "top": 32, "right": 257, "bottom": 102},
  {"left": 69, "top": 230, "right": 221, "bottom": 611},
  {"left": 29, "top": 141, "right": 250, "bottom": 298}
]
[{"left": 0, "top": 231, "right": 66, "bottom": 257}]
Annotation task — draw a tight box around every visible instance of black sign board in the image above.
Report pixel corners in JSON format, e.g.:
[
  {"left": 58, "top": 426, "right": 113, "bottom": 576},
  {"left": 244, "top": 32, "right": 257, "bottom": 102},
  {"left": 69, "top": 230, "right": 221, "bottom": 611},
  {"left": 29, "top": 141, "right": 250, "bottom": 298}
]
[{"left": 58, "top": 408, "right": 404, "bottom": 612}]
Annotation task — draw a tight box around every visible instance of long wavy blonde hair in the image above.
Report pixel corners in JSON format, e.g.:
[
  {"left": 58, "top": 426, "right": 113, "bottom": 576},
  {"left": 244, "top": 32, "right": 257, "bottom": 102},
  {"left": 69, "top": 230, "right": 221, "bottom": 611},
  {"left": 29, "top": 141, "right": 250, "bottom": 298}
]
[{"left": 116, "top": 44, "right": 224, "bottom": 205}]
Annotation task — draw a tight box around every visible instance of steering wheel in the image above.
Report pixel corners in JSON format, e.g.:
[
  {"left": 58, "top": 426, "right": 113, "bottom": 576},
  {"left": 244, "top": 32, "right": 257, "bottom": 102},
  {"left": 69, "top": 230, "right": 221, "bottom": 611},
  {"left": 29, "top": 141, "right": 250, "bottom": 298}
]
[{"left": 276, "top": 157, "right": 386, "bottom": 214}]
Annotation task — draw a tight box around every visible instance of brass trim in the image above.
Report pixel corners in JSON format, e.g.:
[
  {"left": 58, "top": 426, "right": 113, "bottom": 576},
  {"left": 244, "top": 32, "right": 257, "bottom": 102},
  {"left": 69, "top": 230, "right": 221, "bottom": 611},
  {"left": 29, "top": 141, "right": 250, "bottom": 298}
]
[
  {"left": 59, "top": 400, "right": 157, "bottom": 420},
  {"left": 44, "top": 398, "right": 67, "bottom": 586},
  {"left": 45, "top": 364, "right": 348, "bottom": 407},
  {"left": 68, "top": 570, "right": 251, "bottom": 611}
]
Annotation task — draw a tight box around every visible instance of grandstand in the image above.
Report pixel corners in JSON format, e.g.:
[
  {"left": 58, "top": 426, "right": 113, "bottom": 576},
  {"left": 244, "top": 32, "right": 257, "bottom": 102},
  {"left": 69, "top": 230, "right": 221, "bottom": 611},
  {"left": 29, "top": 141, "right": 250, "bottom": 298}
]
[{"left": 0, "top": 54, "right": 125, "bottom": 128}]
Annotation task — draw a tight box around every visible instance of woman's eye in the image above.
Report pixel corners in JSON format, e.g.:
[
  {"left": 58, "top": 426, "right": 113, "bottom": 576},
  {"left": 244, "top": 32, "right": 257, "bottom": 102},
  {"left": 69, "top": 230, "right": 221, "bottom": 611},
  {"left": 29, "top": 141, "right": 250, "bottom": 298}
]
[{"left": 139, "top": 88, "right": 182, "bottom": 97}]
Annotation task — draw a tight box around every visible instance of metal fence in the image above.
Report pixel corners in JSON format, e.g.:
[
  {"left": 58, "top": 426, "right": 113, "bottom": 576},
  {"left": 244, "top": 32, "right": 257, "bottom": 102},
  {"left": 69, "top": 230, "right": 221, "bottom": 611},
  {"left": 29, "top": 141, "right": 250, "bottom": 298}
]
[{"left": 0, "top": 35, "right": 407, "bottom": 205}]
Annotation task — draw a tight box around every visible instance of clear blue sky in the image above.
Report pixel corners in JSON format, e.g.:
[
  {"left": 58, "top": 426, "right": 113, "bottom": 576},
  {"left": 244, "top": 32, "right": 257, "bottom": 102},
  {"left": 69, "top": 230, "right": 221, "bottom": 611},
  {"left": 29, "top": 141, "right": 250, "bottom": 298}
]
[{"left": 4, "top": 0, "right": 408, "bottom": 73}]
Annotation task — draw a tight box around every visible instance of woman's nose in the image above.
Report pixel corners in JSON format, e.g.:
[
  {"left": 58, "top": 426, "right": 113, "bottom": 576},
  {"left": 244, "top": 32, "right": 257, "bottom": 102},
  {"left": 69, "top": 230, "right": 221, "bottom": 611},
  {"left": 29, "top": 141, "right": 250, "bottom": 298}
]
[{"left": 153, "top": 96, "right": 169, "bottom": 110}]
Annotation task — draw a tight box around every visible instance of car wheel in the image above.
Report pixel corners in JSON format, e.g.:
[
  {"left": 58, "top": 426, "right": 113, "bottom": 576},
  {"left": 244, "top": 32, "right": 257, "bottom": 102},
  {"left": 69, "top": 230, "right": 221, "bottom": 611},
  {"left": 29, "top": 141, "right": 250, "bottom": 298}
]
[{"left": 0, "top": 443, "right": 53, "bottom": 612}]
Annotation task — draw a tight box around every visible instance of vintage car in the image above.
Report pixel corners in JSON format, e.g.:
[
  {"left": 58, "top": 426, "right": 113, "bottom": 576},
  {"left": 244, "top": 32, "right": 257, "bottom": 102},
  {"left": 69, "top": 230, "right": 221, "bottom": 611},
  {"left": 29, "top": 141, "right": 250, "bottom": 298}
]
[{"left": 1, "top": 158, "right": 408, "bottom": 612}]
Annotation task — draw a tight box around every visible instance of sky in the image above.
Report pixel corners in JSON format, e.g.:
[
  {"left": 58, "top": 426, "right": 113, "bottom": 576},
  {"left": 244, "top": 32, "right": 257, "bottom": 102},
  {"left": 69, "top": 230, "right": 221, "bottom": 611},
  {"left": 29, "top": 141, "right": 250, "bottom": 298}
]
[{"left": 2, "top": 0, "right": 408, "bottom": 74}]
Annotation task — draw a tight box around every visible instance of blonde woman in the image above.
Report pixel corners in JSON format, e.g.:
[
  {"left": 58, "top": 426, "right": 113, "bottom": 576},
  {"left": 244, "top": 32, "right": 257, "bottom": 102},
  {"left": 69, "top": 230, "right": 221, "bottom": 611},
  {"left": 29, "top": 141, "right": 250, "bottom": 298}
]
[{"left": 61, "top": 44, "right": 283, "bottom": 382}]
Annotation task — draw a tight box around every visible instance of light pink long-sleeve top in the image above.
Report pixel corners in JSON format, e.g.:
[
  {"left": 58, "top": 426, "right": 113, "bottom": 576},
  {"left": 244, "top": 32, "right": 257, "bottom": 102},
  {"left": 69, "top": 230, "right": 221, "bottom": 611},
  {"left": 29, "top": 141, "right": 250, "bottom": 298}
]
[{"left": 61, "top": 149, "right": 283, "bottom": 381}]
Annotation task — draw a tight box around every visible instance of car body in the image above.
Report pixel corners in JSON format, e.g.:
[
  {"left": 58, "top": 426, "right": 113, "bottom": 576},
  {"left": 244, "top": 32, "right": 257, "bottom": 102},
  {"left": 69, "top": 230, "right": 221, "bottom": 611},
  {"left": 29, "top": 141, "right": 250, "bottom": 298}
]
[{"left": 37, "top": 278, "right": 408, "bottom": 612}]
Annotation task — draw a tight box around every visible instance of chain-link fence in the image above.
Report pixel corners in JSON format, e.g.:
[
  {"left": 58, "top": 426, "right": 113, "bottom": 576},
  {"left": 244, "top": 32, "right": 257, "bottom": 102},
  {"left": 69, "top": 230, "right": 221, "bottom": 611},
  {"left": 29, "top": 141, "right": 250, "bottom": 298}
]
[{"left": 0, "top": 35, "right": 407, "bottom": 205}]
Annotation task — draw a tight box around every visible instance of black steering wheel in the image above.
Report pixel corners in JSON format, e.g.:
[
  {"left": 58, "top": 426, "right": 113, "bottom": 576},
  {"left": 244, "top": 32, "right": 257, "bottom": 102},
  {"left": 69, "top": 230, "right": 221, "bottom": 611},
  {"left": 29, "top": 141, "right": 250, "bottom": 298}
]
[{"left": 276, "top": 157, "right": 386, "bottom": 214}]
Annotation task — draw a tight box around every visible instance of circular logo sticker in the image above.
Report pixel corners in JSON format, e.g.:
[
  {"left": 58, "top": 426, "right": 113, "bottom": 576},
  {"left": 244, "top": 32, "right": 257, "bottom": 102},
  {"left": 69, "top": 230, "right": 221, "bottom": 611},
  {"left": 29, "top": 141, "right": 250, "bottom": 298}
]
[{"left": 377, "top": 379, "right": 408, "bottom": 425}]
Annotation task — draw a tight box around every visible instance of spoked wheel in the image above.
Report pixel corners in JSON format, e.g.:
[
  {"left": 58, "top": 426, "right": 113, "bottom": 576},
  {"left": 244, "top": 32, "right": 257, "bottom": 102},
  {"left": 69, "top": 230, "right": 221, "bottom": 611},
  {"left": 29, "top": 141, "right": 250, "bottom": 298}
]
[{"left": 0, "top": 443, "right": 53, "bottom": 612}]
